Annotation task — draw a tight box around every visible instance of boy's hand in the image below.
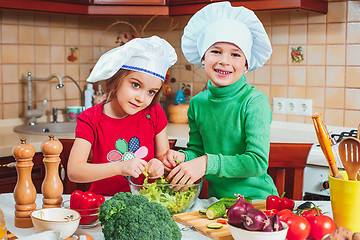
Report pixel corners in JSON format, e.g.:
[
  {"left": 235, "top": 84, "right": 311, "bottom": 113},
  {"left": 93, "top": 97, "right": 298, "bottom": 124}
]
[
  {"left": 166, "top": 155, "right": 207, "bottom": 185},
  {"left": 162, "top": 149, "right": 186, "bottom": 171},
  {"left": 119, "top": 158, "right": 148, "bottom": 178},
  {"left": 147, "top": 158, "right": 164, "bottom": 179}
]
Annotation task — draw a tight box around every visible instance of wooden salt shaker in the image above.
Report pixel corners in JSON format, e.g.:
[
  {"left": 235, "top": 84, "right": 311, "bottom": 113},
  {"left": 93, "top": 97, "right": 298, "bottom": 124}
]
[
  {"left": 12, "top": 138, "right": 36, "bottom": 228},
  {"left": 41, "top": 135, "right": 63, "bottom": 208}
]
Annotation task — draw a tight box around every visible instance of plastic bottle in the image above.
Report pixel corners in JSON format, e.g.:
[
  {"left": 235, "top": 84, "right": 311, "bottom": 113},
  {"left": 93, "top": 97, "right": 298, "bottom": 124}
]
[
  {"left": 84, "top": 83, "right": 95, "bottom": 109},
  {"left": 93, "top": 84, "right": 105, "bottom": 105},
  {"left": 0, "top": 208, "right": 7, "bottom": 240},
  {"left": 175, "top": 90, "right": 186, "bottom": 105}
]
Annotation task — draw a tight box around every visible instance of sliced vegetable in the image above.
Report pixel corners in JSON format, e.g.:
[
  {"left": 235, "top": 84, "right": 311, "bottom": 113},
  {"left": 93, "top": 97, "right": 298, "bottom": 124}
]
[
  {"left": 199, "top": 209, "right": 207, "bottom": 215},
  {"left": 216, "top": 219, "right": 228, "bottom": 225},
  {"left": 263, "top": 209, "right": 278, "bottom": 217},
  {"left": 206, "top": 201, "right": 226, "bottom": 220},
  {"left": 206, "top": 222, "right": 223, "bottom": 229}
]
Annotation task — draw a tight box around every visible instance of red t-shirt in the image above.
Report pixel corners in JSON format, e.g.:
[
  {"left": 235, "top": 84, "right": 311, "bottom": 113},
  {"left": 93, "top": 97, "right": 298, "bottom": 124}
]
[{"left": 75, "top": 102, "right": 168, "bottom": 195}]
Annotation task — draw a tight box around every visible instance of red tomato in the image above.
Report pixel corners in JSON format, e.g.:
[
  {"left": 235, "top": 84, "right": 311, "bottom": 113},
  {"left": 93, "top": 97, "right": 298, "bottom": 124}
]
[
  {"left": 302, "top": 208, "right": 323, "bottom": 219},
  {"left": 216, "top": 219, "right": 228, "bottom": 225},
  {"left": 307, "top": 215, "right": 336, "bottom": 240},
  {"left": 285, "top": 215, "right": 311, "bottom": 240},
  {"left": 278, "top": 209, "right": 294, "bottom": 222}
]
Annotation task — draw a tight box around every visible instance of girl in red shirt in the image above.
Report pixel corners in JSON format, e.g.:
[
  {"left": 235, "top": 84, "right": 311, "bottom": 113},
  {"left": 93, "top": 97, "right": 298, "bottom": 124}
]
[{"left": 67, "top": 36, "right": 177, "bottom": 195}]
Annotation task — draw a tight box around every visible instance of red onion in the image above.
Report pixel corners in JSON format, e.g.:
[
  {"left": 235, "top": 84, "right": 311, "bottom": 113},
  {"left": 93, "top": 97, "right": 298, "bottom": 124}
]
[
  {"left": 242, "top": 208, "right": 270, "bottom": 231},
  {"left": 227, "top": 196, "right": 255, "bottom": 228}
]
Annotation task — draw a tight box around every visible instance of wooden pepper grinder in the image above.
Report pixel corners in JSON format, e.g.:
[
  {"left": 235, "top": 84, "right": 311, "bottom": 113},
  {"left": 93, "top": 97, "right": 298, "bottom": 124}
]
[
  {"left": 41, "top": 135, "right": 63, "bottom": 208},
  {"left": 12, "top": 138, "right": 36, "bottom": 228}
]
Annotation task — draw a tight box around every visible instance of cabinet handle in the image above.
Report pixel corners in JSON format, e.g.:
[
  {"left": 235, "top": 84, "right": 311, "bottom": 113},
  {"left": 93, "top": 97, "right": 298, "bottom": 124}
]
[{"left": 0, "top": 162, "right": 16, "bottom": 168}]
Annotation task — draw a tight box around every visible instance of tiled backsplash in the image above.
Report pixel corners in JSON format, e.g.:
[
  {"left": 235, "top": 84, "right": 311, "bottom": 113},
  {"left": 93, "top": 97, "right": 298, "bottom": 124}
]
[{"left": 0, "top": 0, "right": 359, "bottom": 128}]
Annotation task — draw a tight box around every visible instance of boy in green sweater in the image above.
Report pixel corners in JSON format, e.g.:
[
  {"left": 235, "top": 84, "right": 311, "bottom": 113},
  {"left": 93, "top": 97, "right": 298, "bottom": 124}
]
[{"left": 163, "top": 1, "right": 278, "bottom": 200}]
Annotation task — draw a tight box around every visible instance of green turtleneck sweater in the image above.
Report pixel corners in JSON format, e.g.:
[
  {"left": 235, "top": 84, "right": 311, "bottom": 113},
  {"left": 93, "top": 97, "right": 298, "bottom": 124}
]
[{"left": 182, "top": 75, "right": 278, "bottom": 200}]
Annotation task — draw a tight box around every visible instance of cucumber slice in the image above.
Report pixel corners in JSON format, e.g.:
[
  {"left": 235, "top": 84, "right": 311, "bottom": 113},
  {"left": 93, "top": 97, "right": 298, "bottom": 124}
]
[
  {"left": 206, "top": 202, "right": 226, "bottom": 220},
  {"left": 206, "top": 222, "right": 223, "bottom": 229},
  {"left": 199, "top": 209, "right": 207, "bottom": 215}
]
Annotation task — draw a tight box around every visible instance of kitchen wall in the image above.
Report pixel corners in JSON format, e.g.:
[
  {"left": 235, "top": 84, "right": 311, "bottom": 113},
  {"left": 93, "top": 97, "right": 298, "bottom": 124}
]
[{"left": 0, "top": 0, "right": 359, "bottom": 128}]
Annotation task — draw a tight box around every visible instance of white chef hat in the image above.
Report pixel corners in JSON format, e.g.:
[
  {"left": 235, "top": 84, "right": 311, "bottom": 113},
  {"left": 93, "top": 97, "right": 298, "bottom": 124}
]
[
  {"left": 181, "top": 1, "right": 272, "bottom": 72},
  {"left": 87, "top": 36, "right": 177, "bottom": 82}
]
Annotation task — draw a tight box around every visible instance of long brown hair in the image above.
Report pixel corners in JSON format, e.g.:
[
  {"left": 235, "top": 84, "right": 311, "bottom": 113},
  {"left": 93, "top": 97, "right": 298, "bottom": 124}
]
[{"left": 104, "top": 69, "right": 164, "bottom": 108}]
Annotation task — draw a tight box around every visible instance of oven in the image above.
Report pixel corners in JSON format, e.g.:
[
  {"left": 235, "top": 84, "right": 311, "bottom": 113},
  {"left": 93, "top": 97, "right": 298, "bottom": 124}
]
[{"left": 302, "top": 129, "right": 358, "bottom": 200}]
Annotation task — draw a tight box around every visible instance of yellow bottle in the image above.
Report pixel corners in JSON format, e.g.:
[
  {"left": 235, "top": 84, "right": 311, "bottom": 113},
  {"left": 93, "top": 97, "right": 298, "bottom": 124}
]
[{"left": 0, "top": 208, "right": 7, "bottom": 240}]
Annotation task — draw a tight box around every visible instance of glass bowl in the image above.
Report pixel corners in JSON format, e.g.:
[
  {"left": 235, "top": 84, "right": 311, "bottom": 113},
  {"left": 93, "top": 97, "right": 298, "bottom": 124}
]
[
  {"left": 128, "top": 177, "right": 202, "bottom": 214},
  {"left": 61, "top": 200, "right": 99, "bottom": 228}
]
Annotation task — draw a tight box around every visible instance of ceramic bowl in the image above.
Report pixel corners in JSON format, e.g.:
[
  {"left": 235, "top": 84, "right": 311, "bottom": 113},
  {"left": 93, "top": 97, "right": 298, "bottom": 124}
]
[
  {"left": 228, "top": 222, "right": 289, "bottom": 240},
  {"left": 30, "top": 208, "right": 80, "bottom": 239},
  {"left": 61, "top": 200, "right": 100, "bottom": 228},
  {"left": 129, "top": 177, "right": 202, "bottom": 214}
]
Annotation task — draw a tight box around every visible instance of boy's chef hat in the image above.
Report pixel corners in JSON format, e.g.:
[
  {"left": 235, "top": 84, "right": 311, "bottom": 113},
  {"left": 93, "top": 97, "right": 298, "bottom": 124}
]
[
  {"left": 181, "top": 1, "right": 271, "bottom": 72},
  {"left": 87, "top": 36, "right": 177, "bottom": 82}
]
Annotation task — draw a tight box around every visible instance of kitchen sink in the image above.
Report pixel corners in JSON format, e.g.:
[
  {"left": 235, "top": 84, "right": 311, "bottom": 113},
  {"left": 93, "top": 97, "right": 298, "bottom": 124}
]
[{"left": 14, "top": 122, "right": 76, "bottom": 135}]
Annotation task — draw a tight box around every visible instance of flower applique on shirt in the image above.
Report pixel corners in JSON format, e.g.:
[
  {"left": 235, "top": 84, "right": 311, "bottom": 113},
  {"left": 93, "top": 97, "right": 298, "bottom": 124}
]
[{"left": 107, "top": 137, "right": 148, "bottom": 162}]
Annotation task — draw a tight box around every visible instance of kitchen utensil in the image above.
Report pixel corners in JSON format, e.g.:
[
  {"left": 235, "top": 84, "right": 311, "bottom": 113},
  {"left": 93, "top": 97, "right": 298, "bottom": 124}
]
[
  {"left": 311, "top": 113, "right": 343, "bottom": 179},
  {"left": 338, "top": 137, "right": 360, "bottom": 181},
  {"left": 357, "top": 123, "right": 360, "bottom": 140},
  {"left": 329, "top": 171, "right": 360, "bottom": 232},
  {"left": 172, "top": 200, "right": 266, "bottom": 240}
]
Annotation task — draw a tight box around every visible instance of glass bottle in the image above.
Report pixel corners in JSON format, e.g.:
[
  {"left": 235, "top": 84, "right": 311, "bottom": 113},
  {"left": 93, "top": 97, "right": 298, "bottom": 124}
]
[
  {"left": 175, "top": 90, "right": 186, "bottom": 105},
  {"left": 0, "top": 208, "right": 7, "bottom": 240}
]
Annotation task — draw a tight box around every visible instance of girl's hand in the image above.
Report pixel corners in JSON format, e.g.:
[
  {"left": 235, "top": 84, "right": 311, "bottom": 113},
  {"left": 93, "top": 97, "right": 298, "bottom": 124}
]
[
  {"left": 166, "top": 155, "right": 207, "bottom": 185},
  {"left": 148, "top": 158, "right": 164, "bottom": 179},
  {"left": 119, "top": 158, "right": 148, "bottom": 178},
  {"left": 162, "top": 149, "right": 186, "bottom": 172}
]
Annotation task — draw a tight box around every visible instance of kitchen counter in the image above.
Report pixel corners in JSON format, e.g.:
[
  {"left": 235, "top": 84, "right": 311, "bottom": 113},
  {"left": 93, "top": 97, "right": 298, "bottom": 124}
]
[
  {"left": 0, "top": 118, "right": 355, "bottom": 158},
  {"left": 0, "top": 193, "right": 333, "bottom": 240}
]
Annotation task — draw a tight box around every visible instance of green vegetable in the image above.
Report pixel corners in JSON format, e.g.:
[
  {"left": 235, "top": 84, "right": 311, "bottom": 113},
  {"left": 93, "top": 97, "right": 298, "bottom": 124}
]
[
  {"left": 138, "top": 176, "right": 197, "bottom": 214},
  {"left": 98, "top": 192, "right": 181, "bottom": 240},
  {"left": 199, "top": 209, "right": 207, "bottom": 215},
  {"left": 206, "top": 201, "right": 226, "bottom": 220},
  {"left": 206, "top": 222, "right": 223, "bottom": 229},
  {"left": 173, "top": 158, "right": 181, "bottom": 164}
]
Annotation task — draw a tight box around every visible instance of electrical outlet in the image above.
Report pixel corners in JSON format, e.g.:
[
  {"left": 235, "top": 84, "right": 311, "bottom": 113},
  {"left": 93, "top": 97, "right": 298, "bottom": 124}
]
[
  {"left": 273, "top": 98, "right": 312, "bottom": 116},
  {"left": 273, "top": 97, "right": 287, "bottom": 114}
]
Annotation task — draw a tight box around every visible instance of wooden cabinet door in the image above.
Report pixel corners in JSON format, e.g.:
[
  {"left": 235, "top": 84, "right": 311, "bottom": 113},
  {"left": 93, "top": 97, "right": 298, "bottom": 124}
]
[
  {"left": 93, "top": 0, "right": 166, "bottom": 5},
  {"left": 0, "top": 153, "right": 45, "bottom": 194}
]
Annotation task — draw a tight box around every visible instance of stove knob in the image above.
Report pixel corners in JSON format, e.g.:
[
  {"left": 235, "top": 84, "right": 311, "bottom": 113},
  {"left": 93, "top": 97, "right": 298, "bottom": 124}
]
[{"left": 322, "top": 180, "right": 329, "bottom": 189}]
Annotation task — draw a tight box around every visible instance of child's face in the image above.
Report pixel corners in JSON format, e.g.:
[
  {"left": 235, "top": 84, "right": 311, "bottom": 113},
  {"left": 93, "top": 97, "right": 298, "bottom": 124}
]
[
  {"left": 113, "top": 71, "right": 162, "bottom": 117},
  {"left": 201, "top": 42, "right": 248, "bottom": 88}
]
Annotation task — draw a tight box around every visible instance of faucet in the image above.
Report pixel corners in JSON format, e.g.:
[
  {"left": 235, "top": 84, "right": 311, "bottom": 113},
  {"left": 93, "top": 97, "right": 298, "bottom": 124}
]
[
  {"left": 24, "top": 71, "right": 64, "bottom": 125},
  {"left": 51, "top": 76, "right": 84, "bottom": 123}
]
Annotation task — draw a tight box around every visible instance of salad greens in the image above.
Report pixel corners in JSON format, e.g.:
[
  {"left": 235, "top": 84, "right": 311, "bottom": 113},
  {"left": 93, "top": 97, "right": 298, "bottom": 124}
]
[{"left": 138, "top": 175, "right": 197, "bottom": 214}]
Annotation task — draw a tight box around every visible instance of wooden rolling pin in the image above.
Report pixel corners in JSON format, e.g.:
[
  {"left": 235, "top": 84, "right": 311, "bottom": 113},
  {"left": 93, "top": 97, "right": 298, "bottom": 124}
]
[{"left": 311, "top": 113, "right": 343, "bottom": 179}]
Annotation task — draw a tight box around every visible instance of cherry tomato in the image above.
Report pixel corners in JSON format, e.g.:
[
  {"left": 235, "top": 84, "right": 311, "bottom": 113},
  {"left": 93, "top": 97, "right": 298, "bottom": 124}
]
[
  {"left": 278, "top": 209, "right": 294, "bottom": 222},
  {"left": 307, "top": 215, "right": 336, "bottom": 240},
  {"left": 285, "top": 215, "right": 311, "bottom": 240},
  {"left": 301, "top": 208, "right": 323, "bottom": 219}
]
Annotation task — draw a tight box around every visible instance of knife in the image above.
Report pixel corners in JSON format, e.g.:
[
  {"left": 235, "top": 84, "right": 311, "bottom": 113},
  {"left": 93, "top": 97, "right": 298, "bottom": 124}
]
[{"left": 311, "top": 113, "right": 343, "bottom": 179}]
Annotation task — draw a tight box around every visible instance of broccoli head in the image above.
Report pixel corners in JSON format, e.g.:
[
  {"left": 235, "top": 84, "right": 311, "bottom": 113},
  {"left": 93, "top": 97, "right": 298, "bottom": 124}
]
[{"left": 98, "top": 192, "right": 182, "bottom": 240}]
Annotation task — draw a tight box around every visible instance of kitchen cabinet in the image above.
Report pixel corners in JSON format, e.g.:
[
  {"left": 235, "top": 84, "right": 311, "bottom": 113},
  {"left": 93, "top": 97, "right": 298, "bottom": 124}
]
[
  {"left": 0, "top": 0, "right": 327, "bottom": 16},
  {"left": 0, "top": 153, "right": 44, "bottom": 194},
  {"left": 0, "top": 148, "right": 89, "bottom": 194}
]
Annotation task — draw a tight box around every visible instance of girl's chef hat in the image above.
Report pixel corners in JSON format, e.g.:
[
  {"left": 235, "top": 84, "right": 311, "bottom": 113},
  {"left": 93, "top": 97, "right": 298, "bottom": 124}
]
[
  {"left": 181, "top": 1, "right": 271, "bottom": 72},
  {"left": 87, "top": 36, "right": 177, "bottom": 83}
]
